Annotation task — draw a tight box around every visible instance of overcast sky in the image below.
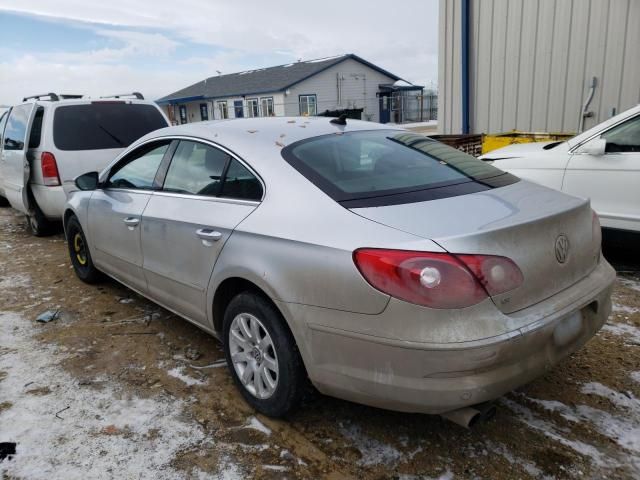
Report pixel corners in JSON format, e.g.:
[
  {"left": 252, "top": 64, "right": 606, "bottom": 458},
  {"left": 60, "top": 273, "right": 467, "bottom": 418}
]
[{"left": 0, "top": 1, "right": 438, "bottom": 106}]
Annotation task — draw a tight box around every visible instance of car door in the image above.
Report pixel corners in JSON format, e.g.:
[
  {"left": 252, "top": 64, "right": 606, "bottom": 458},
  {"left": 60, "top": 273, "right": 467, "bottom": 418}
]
[
  {"left": 88, "top": 140, "right": 173, "bottom": 293},
  {"left": 563, "top": 113, "right": 640, "bottom": 232},
  {"left": 141, "top": 139, "right": 263, "bottom": 326},
  {"left": 0, "top": 103, "right": 38, "bottom": 213},
  {"left": 0, "top": 110, "right": 9, "bottom": 198}
]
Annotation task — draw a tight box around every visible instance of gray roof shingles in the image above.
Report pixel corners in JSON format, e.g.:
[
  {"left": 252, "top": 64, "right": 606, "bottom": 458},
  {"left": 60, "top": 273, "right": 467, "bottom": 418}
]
[{"left": 157, "top": 54, "right": 401, "bottom": 104}]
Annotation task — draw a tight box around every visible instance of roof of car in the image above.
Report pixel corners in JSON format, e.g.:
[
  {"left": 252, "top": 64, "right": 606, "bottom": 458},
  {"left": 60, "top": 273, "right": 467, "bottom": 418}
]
[
  {"left": 131, "top": 117, "right": 408, "bottom": 174},
  {"left": 140, "top": 116, "right": 404, "bottom": 155}
]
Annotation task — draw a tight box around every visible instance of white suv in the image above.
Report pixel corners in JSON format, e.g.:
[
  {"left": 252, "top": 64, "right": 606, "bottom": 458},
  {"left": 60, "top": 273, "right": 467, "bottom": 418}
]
[{"left": 0, "top": 93, "right": 169, "bottom": 235}]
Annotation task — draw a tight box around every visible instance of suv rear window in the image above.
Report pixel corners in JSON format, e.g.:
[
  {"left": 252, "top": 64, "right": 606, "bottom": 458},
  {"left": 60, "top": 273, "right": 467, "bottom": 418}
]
[
  {"left": 53, "top": 103, "right": 167, "bottom": 151},
  {"left": 282, "top": 130, "right": 518, "bottom": 207}
]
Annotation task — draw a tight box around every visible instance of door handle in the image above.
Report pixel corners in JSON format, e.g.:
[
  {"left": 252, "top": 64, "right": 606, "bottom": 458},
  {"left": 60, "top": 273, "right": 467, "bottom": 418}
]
[
  {"left": 123, "top": 217, "right": 140, "bottom": 228},
  {"left": 196, "top": 228, "right": 222, "bottom": 241}
]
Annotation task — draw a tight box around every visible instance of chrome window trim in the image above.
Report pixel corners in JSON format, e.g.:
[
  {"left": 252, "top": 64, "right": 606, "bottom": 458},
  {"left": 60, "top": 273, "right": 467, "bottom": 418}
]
[
  {"left": 569, "top": 112, "right": 640, "bottom": 154},
  {"left": 100, "top": 134, "right": 266, "bottom": 201},
  {"left": 151, "top": 190, "right": 260, "bottom": 207}
]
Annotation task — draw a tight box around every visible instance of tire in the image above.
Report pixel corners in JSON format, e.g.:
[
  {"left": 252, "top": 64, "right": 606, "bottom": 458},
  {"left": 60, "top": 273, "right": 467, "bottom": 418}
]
[
  {"left": 26, "top": 198, "right": 53, "bottom": 237},
  {"left": 66, "top": 215, "right": 103, "bottom": 284},
  {"left": 223, "top": 292, "right": 306, "bottom": 417},
  {"left": 0, "top": 196, "right": 9, "bottom": 207}
]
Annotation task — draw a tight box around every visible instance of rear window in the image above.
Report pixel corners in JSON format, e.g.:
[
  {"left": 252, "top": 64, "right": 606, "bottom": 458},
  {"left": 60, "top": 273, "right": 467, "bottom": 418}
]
[
  {"left": 53, "top": 103, "right": 167, "bottom": 151},
  {"left": 282, "top": 130, "right": 518, "bottom": 207}
]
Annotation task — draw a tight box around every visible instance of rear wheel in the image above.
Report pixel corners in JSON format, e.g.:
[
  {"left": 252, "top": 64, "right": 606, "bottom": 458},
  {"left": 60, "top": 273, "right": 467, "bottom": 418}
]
[
  {"left": 223, "top": 292, "right": 306, "bottom": 417},
  {"left": 26, "top": 198, "right": 53, "bottom": 237},
  {"left": 66, "top": 215, "right": 103, "bottom": 284}
]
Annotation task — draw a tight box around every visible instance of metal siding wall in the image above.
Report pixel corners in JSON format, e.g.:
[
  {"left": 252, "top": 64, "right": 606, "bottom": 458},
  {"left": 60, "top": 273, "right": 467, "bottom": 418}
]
[{"left": 439, "top": 0, "right": 640, "bottom": 134}]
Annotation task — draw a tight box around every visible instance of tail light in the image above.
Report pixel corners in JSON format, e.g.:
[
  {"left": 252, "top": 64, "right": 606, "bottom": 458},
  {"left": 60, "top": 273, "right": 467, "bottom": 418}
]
[
  {"left": 41, "top": 152, "right": 61, "bottom": 186},
  {"left": 353, "top": 249, "right": 523, "bottom": 309}
]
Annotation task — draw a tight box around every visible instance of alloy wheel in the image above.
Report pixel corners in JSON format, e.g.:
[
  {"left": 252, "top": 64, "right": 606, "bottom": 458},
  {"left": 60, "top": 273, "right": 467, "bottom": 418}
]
[{"left": 228, "top": 313, "right": 279, "bottom": 399}]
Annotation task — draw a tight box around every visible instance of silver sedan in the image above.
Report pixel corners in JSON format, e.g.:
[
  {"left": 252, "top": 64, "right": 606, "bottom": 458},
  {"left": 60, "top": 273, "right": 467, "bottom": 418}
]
[{"left": 64, "top": 117, "right": 615, "bottom": 423}]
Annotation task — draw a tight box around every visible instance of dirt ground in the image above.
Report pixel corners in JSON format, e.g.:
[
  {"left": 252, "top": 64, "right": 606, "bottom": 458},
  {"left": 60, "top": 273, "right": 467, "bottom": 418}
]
[{"left": 1, "top": 207, "right": 639, "bottom": 479}]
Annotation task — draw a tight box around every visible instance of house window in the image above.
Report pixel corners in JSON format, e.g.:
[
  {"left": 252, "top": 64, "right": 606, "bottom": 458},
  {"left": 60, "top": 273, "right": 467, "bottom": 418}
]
[
  {"left": 299, "top": 94, "right": 317, "bottom": 116},
  {"left": 217, "top": 101, "right": 228, "bottom": 119},
  {"left": 246, "top": 98, "right": 259, "bottom": 118},
  {"left": 260, "top": 97, "right": 274, "bottom": 117},
  {"left": 200, "top": 103, "right": 209, "bottom": 121},
  {"left": 179, "top": 105, "right": 187, "bottom": 124}
]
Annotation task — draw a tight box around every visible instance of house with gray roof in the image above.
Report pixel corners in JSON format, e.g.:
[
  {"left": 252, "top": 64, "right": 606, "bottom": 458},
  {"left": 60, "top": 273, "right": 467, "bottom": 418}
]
[{"left": 156, "top": 54, "right": 424, "bottom": 124}]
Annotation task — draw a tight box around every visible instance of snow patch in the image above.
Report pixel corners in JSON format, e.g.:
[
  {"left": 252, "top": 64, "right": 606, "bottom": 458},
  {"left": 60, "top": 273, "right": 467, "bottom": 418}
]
[
  {"left": 339, "top": 423, "right": 401, "bottom": 467},
  {"left": 502, "top": 398, "right": 615, "bottom": 468},
  {"left": 245, "top": 416, "right": 272, "bottom": 436},
  {"left": 167, "top": 366, "right": 207, "bottom": 386},
  {"left": 0, "top": 311, "right": 235, "bottom": 479},
  {"left": 631, "top": 372, "right": 640, "bottom": 384},
  {"left": 601, "top": 322, "right": 640, "bottom": 344},
  {"left": 0, "top": 273, "right": 31, "bottom": 289}
]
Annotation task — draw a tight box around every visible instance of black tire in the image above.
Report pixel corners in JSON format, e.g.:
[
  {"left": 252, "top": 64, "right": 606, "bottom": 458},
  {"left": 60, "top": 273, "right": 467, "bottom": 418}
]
[
  {"left": 26, "top": 198, "right": 54, "bottom": 237},
  {"left": 66, "top": 215, "right": 103, "bottom": 284},
  {"left": 223, "top": 291, "right": 306, "bottom": 417},
  {"left": 0, "top": 196, "right": 9, "bottom": 207}
]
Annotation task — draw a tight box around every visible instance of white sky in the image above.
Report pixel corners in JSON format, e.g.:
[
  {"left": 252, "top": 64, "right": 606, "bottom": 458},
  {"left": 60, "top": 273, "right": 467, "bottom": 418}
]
[{"left": 0, "top": 0, "right": 438, "bottom": 104}]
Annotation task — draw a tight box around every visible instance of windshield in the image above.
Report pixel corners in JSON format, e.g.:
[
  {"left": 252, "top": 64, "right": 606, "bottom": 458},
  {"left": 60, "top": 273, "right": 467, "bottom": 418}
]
[
  {"left": 282, "top": 130, "right": 518, "bottom": 207},
  {"left": 53, "top": 103, "right": 167, "bottom": 151}
]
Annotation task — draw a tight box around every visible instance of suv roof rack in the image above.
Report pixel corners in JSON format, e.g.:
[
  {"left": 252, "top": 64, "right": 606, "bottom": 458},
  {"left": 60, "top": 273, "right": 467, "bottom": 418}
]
[
  {"left": 22, "top": 93, "right": 85, "bottom": 102},
  {"left": 100, "top": 92, "right": 144, "bottom": 100}
]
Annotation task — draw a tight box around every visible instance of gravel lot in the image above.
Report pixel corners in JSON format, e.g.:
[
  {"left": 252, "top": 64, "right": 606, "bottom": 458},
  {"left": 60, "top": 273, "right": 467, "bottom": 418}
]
[{"left": 1, "top": 207, "right": 639, "bottom": 479}]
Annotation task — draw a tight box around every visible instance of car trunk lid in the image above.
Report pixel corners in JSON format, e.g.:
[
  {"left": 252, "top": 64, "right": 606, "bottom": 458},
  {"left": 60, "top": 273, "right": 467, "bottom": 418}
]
[{"left": 350, "top": 180, "right": 600, "bottom": 314}]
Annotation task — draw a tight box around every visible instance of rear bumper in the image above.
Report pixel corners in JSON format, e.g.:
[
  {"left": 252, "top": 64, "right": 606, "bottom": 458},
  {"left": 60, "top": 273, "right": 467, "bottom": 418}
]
[
  {"left": 30, "top": 183, "right": 66, "bottom": 219},
  {"left": 286, "top": 257, "right": 615, "bottom": 414}
]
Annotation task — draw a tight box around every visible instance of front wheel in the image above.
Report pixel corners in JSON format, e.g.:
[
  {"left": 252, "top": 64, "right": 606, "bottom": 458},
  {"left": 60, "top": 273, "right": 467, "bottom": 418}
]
[
  {"left": 66, "top": 215, "right": 103, "bottom": 284},
  {"left": 223, "top": 292, "right": 306, "bottom": 417}
]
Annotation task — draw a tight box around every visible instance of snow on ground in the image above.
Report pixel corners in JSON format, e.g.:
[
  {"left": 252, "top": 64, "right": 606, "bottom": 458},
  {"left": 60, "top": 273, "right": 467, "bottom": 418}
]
[
  {"left": 167, "top": 366, "right": 208, "bottom": 386},
  {"left": 0, "top": 311, "right": 237, "bottom": 479},
  {"left": 338, "top": 422, "right": 401, "bottom": 467},
  {"left": 501, "top": 398, "right": 615, "bottom": 469},
  {"left": 601, "top": 321, "right": 640, "bottom": 344}
]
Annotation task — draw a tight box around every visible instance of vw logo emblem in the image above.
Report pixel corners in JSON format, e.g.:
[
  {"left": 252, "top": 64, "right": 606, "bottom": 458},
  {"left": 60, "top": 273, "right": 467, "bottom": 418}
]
[{"left": 555, "top": 235, "right": 570, "bottom": 264}]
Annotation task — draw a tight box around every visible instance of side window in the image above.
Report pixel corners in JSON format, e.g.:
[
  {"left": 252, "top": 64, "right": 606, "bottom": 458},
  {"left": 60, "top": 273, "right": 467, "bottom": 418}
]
[
  {"left": 3, "top": 104, "right": 32, "bottom": 151},
  {"left": 107, "top": 141, "right": 169, "bottom": 190},
  {"left": 163, "top": 141, "right": 229, "bottom": 196},
  {"left": 28, "top": 107, "right": 45, "bottom": 149},
  {"left": 602, "top": 115, "right": 640, "bottom": 153},
  {"left": 221, "top": 159, "right": 263, "bottom": 201}
]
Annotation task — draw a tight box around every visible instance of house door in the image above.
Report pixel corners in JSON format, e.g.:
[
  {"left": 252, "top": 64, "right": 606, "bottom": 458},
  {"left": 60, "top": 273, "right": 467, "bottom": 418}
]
[
  {"left": 234, "top": 100, "right": 244, "bottom": 118},
  {"left": 179, "top": 105, "right": 187, "bottom": 124},
  {"left": 379, "top": 95, "right": 391, "bottom": 124}
]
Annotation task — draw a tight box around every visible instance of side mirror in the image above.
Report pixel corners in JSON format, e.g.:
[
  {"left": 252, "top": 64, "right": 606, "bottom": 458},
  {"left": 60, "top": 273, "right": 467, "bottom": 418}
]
[
  {"left": 75, "top": 171, "right": 100, "bottom": 191},
  {"left": 578, "top": 138, "right": 606, "bottom": 156}
]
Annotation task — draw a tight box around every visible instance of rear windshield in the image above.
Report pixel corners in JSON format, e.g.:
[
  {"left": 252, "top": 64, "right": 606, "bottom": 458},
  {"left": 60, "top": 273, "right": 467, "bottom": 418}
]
[
  {"left": 53, "top": 103, "right": 167, "bottom": 151},
  {"left": 282, "top": 130, "right": 518, "bottom": 207}
]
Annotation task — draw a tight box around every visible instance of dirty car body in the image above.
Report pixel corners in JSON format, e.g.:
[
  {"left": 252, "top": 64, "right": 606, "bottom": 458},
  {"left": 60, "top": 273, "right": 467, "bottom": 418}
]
[{"left": 63, "top": 117, "right": 615, "bottom": 416}]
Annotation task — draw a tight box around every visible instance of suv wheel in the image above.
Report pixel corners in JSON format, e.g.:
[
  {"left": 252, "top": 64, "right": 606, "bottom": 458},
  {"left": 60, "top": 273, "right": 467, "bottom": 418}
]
[
  {"left": 66, "top": 215, "right": 103, "bottom": 284},
  {"left": 26, "top": 199, "right": 53, "bottom": 237},
  {"left": 223, "top": 292, "right": 306, "bottom": 417}
]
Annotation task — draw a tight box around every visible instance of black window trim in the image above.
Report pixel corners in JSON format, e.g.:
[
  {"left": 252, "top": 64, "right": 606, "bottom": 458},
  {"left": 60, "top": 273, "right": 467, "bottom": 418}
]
[
  {"left": 281, "top": 129, "right": 519, "bottom": 208},
  {"left": 148, "top": 135, "right": 265, "bottom": 203}
]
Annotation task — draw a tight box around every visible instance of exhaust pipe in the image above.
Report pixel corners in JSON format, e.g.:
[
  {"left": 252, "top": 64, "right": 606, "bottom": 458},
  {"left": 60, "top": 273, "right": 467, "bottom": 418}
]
[{"left": 440, "top": 402, "right": 497, "bottom": 429}]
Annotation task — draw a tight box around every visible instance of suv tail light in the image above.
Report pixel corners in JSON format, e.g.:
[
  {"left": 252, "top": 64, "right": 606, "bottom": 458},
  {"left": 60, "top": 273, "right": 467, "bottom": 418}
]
[
  {"left": 41, "top": 152, "right": 61, "bottom": 186},
  {"left": 353, "top": 249, "right": 523, "bottom": 309}
]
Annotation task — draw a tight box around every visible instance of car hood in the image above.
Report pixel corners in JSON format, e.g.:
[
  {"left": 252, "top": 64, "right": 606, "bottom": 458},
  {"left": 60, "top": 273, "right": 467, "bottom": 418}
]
[{"left": 480, "top": 140, "right": 568, "bottom": 160}]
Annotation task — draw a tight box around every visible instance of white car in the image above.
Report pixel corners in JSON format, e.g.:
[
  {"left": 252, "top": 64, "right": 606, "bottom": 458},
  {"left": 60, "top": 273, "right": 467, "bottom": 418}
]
[
  {"left": 480, "top": 105, "right": 640, "bottom": 234},
  {"left": 0, "top": 93, "right": 169, "bottom": 235}
]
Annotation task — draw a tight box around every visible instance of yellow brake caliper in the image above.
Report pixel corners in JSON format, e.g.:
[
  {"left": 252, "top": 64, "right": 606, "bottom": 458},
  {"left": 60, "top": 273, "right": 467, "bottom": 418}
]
[{"left": 74, "top": 233, "right": 87, "bottom": 265}]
